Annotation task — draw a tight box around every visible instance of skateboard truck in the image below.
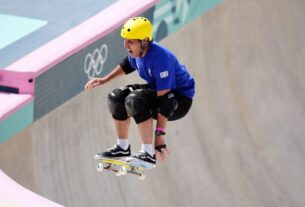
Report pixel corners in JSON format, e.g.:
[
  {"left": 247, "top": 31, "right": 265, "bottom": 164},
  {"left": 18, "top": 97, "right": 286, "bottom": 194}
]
[{"left": 95, "top": 156, "right": 152, "bottom": 180}]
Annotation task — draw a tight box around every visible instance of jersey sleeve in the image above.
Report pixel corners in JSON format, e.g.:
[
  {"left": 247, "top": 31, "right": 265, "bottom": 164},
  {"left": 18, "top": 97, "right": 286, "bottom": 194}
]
[
  {"left": 152, "top": 53, "right": 176, "bottom": 91},
  {"left": 128, "top": 55, "right": 138, "bottom": 70},
  {"left": 119, "top": 56, "right": 137, "bottom": 74},
  {"left": 119, "top": 56, "right": 135, "bottom": 74}
]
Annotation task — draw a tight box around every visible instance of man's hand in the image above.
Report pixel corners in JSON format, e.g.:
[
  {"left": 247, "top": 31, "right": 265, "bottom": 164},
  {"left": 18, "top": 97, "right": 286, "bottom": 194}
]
[
  {"left": 155, "top": 134, "right": 169, "bottom": 161},
  {"left": 156, "top": 147, "right": 170, "bottom": 161},
  {"left": 84, "top": 65, "right": 126, "bottom": 90},
  {"left": 84, "top": 78, "right": 106, "bottom": 90}
]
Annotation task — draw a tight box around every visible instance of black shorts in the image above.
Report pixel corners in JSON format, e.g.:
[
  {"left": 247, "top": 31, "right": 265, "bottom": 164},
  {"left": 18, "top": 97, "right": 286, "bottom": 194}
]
[{"left": 113, "top": 84, "right": 193, "bottom": 122}]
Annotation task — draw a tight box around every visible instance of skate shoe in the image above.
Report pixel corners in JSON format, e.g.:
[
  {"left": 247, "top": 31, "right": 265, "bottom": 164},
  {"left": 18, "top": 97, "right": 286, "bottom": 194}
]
[
  {"left": 131, "top": 151, "right": 156, "bottom": 164},
  {"left": 95, "top": 144, "right": 131, "bottom": 159}
]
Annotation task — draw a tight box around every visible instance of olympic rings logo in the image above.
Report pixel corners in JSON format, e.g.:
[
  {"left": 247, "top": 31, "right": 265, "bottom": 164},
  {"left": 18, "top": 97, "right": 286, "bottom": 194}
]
[{"left": 84, "top": 44, "right": 108, "bottom": 80}]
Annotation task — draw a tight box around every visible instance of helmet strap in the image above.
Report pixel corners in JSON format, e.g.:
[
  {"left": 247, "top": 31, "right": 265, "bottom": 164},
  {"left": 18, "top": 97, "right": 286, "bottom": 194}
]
[{"left": 139, "top": 39, "right": 150, "bottom": 57}]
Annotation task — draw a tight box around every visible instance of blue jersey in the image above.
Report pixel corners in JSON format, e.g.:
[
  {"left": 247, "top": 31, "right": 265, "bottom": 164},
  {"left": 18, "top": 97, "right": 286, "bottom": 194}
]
[{"left": 128, "top": 41, "right": 195, "bottom": 98}]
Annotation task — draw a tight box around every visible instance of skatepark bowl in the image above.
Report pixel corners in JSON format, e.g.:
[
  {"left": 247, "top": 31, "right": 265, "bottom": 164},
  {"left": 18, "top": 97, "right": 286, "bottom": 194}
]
[{"left": 1, "top": 0, "right": 305, "bottom": 206}]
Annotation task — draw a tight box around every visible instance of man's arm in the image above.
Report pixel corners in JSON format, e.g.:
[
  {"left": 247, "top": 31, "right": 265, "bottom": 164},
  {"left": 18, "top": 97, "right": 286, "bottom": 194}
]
[
  {"left": 84, "top": 64, "right": 125, "bottom": 90},
  {"left": 85, "top": 56, "right": 135, "bottom": 90},
  {"left": 156, "top": 89, "right": 170, "bottom": 132},
  {"left": 155, "top": 89, "right": 176, "bottom": 160}
]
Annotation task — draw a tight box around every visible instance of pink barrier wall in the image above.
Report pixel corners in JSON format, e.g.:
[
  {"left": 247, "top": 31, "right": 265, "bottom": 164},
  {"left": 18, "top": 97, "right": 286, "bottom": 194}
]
[
  {"left": 0, "top": 170, "right": 64, "bottom": 207},
  {"left": 0, "top": 92, "right": 33, "bottom": 121},
  {"left": 1, "top": 0, "right": 159, "bottom": 94}
]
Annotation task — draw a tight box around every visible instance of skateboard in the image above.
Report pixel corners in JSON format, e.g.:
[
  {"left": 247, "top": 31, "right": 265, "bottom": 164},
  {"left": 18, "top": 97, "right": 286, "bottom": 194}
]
[{"left": 95, "top": 156, "right": 155, "bottom": 180}]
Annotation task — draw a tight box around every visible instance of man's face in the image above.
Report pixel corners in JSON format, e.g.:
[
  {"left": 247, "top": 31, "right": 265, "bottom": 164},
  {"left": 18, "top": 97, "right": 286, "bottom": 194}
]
[{"left": 123, "top": 39, "right": 142, "bottom": 58}]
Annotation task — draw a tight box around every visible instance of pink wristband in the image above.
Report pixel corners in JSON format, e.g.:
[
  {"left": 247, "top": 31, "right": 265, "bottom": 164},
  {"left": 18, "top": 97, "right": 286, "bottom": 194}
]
[{"left": 156, "top": 127, "right": 165, "bottom": 132}]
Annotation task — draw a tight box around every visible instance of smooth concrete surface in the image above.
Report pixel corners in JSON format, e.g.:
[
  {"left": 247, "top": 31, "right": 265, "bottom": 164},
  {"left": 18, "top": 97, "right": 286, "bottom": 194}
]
[{"left": 1, "top": 0, "right": 305, "bottom": 206}]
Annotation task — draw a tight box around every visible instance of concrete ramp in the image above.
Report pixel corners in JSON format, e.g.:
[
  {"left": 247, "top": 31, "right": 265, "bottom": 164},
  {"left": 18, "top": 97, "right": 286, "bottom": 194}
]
[{"left": 1, "top": 0, "right": 305, "bottom": 206}]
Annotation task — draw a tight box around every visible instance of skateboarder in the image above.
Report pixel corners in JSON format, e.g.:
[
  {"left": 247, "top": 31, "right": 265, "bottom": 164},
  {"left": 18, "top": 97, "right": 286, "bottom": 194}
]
[{"left": 85, "top": 17, "right": 195, "bottom": 164}]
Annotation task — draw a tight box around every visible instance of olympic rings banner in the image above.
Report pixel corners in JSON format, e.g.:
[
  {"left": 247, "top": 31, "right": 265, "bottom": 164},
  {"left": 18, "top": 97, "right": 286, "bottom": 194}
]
[{"left": 84, "top": 44, "right": 108, "bottom": 80}]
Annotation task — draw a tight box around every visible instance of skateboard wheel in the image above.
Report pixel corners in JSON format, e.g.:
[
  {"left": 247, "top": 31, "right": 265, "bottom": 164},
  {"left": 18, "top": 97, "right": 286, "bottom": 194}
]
[
  {"left": 139, "top": 174, "right": 146, "bottom": 181},
  {"left": 97, "top": 163, "right": 104, "bottom": 172},
  {"left": 120, "top": 167, "right": 128, "bottom": 175},
  {"left": 115, "top": 171, "right": 122, "bottom": 176}
]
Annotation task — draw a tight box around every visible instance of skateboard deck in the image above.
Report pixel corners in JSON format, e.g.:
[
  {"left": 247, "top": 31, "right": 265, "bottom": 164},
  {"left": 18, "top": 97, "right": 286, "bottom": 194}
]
[{"left": 95, "top": 156, "right": 155, "bottom": 180}]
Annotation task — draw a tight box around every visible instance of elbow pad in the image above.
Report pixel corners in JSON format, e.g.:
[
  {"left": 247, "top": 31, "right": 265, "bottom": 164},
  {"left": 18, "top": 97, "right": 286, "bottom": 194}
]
[
  {"left": 158, "top": 92, "right": 178, "bottom": 118},
  {"left": 119, "top": 56, "right": 135, "bottom": 74}
]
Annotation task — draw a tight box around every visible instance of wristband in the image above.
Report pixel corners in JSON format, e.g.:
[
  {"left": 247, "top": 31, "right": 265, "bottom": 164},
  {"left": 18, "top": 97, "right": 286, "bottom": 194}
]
[
  {"left": 155, "top": 127, "right": 166, "bottom": 136},
  {"left": 155, "top": 144, "right": 167, "bottom": 152}
]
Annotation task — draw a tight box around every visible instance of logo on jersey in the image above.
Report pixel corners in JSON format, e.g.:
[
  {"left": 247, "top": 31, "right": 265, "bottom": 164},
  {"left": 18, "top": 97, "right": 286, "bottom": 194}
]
[
  {"left": 160, "top": 71, "right": 169, "bottom": 78},
  {"left": 168, "top": 93, "right": 175, "bottom": 99}
]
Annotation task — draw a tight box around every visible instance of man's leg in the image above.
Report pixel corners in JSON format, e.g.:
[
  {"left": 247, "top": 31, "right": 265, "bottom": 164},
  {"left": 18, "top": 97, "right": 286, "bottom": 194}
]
[
  {"left": 95, "top": 118, "right": 131, "bottom": 158},
  {"left": 137, "top": 117, "right": 154, "bottom": 156},
  {"left": 125, "top": 89, "right": 157, "bottom": 163},
  {"left": 137, "top": 117, "right": 153, "bottom": 144},
  {"left": 114, "top": 118, "right": 130, "bottom": 150},
  {"left": 114, "top": 118, "right": 130, "bottom": 138},
  {"left": 95, "top": 87, "right": 132, "bottom": 158}
]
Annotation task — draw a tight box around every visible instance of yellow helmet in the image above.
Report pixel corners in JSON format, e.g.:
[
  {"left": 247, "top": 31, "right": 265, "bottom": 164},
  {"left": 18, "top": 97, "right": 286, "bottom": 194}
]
[{"left": 121, "top": 17, "right": 153, "bottom": 41}]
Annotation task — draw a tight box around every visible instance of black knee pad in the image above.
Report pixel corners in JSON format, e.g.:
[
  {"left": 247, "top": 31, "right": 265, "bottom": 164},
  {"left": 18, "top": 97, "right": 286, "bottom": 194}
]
[
  {"left": 158, "top": 92, "right": 178, "bottom": 118},
  {"left": 107, "top": 87, "right": 131, "bottom": 120},
  {"left": 125, "top": 89, "right": 153, "bottom": 123}
]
